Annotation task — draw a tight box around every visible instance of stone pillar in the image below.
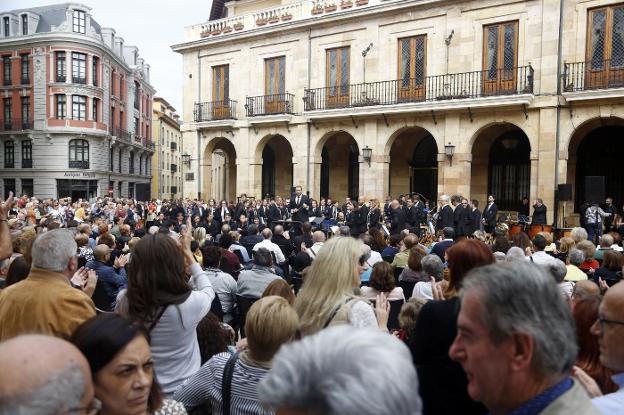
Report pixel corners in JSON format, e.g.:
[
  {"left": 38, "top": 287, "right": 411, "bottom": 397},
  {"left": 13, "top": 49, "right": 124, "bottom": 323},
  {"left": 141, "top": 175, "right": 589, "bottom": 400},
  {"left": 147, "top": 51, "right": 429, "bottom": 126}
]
[
  {"left": 537, "top": 108, "right": 557, "bottom": 224},
  {"left": 309, "top": 155, "right": 322, "bottom": 201}
]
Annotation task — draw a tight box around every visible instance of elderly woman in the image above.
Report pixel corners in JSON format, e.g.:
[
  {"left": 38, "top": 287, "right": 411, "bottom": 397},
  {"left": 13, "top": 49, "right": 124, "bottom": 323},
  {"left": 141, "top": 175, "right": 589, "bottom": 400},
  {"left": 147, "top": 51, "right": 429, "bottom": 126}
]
[
  {"left": 360, "top": 261, "right": 405, "bottom": 301},
  {"left": 295, "top": 236, "right": 389, "bottom": 335},
  {"left": 577, "top": 240, "right": 600, "bottom": 272},
  {"left": 398, "top": 246, "right": 429, "bottom": 283},
  {"left": 411, "top": 254, "right": 444, "bottom": 300},
  {"left": 173, "top": 296, "right": 299, "bottom": 414},
  {"left": 556, "top": 236, "right": 576, "bottom": 262},
  {"left": 565, "top": 248, "right": 589, "bottom": 282},
  {"left": 71, "top": 314, "right": 187, "bottom": 415}
]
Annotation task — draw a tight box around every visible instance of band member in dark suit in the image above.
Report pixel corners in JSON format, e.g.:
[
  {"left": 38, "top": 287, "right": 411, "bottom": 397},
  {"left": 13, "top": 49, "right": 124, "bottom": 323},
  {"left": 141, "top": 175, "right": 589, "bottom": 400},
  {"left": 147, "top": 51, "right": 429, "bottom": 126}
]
[
  {"left": 531, "top": 199, "right": 547, "bottom": 225},
  {"left": 469, "top": 199, "right": 482, "bottom": 235},
  {"left": 367, "top": 199, "right": 382, "bottom": 230},
  {"left": 309, "top": 199, "right": 323, "bottom": 218},
  {"left": 389, "top": 200, "right": 407, "bottom": 235},
  {"left": 482, "top": 195, "right": 498, "bottom": 234},
  {"left": 267, "top": 199, "right": 282, "bottom": 227},
  {"left": 454, "top": 198, "right": 471, "bottom": 237},
  {"left": 215, "top": 200, "right": 231, "bottom": 224},
  {"left": 348, "top": 203, "right": 368, "bottom": 237},
  {"left": 413, "top": 195, "right": 426, "bottom": 226},
  {"left": 326, "top": 202, "right": 339, "bottom": 221},
  {"left": 289, "top": 186, "right": 310, "bottom": 223},
  {"left": 436, "top": 195, "right": 454, "bottom": 231}
]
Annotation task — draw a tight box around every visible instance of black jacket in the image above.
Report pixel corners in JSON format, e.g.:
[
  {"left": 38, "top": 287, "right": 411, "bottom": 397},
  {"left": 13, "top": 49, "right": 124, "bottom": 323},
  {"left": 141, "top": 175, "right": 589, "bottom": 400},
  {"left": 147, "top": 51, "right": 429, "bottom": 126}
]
[
  {"left": 390, "top": 207, "right": 407, "bottom": 235},
  {"left": 454, "top": 205, "right": 470, "bottom": 237},
  {"left": 483, "top": 203, "right": 498, "bottom": 228},
  {"left": 532, "top": 204, "right": 547, "bottom": 225},
  {"left": 469, "top": 208, "right": 482, "bottom": 235},
  {"left": 289, "top": 194, "right": 310, "bottom": 223},
  {"left": 348, "top": 207, "right": 368, "bottom": 236},
  {"left": 436, "top": 205, "right": 454, "bottom": 231}
]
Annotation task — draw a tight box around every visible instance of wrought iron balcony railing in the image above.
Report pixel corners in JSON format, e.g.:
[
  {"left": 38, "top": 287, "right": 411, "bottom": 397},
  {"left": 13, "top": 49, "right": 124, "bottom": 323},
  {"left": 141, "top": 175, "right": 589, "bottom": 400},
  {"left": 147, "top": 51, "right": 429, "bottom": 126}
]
[
  {"left": 56, "top": 75, "right": 66, "bottom": 83},
  {"left": 194, "top": 100, "right": 237, "bottom": 122},
  {"left": 303, "top": 66, "right": 534, "bottom": 111},
  {"left": 72, "top": 77, "right": 87, "bottom": 85},
  {"left": 245, "top": 93, "right": 295, "bottom": 117},
  {"left": 69, "top": 160, "right": 89, "bottom": 169},
  {"left": 113, "top": 127, "right": 132, "bottom": 143},
  {"left": 563, "top": 59, "right": 624, "bottom": 92},
  {"left": 0, "top": 118, "right": 34, "bottom": 132}
]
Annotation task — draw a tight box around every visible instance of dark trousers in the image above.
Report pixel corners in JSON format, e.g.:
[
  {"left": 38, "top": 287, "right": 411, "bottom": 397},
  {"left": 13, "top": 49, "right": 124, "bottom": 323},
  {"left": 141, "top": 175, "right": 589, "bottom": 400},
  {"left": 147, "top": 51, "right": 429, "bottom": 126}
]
[{"left": 586, "top": 223, "right": 602, "bottom": 245}]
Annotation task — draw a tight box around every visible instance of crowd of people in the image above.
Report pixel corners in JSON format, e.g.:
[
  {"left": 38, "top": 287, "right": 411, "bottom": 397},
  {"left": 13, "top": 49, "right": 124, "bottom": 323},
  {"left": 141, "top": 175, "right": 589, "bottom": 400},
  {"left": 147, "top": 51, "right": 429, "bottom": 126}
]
[{"left": 0, "top": 187, "right": 622, "bottom": 415}]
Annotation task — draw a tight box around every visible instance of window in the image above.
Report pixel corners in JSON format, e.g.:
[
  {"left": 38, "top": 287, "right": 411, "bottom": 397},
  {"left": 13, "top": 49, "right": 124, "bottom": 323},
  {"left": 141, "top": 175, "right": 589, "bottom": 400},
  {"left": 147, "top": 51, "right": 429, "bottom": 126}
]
[
  {"left": 3, "top": 179, "right": 15, "bottom": 199},
  {"left": 4, "top": 141, "right": 14, "bottom": 168},
  {"left": 92, "top": 98, "right": 99, "bottom": 122},
  {"left": 21, "top": 96, "right": 29, "bottom": 128},
  {"left": 55, "top": 94, "right": 66, "bottom": 119},
  {"left": 72, "top": 10, "right": 86, "bottom": 34},
  {"left": 92, "top": 56, "right": 98, "bottom": 86},
  {"left": 119, "top": 110, "right": 124, "bottom": 129},
  {"left": 325, "top": 47, "right": 350, "bottom": 107},
  {"left": 3, "top": 98, "right": 11, "bottom": 128},
  {"left": 21, "top": 140, "right": 32, "bottom": 168},
  {"left": 134, "top": 117, "right": 139, "bottom": 136},
  {"left": 3, "top": 56, "right": 10, "bottom": 86},
  {"left": 109, "top": 148, "right": 113, "bottom": 171},
  {"left": 129, "top": 151, "right": 134, "bottom": 174},
  {"left": 398, "top": 35, "right": 427, "bottom": 101},
  {"left": 55, "top": 51, "right": 66, "bottom": 82},
  {"left": 212, "top": 65, "right": 229, "bottom": 102},
  {"left": 21, "top": 14, "right": 27, "bottom": 35},
  {"left": 483, "top": 21, "right": 518, "bottom": 95},
  {"left": 3, "top": 17, "right": 9, "bottom": 37},
  {"left": 20, "top": 54, "right": 29, "bottom": 84},
  {"left": 72, "top": 52, "right": 86, "bottom": 84},
  {"left": 21, "top": 179, "right": 33, "bottom": 196},
  {"left": 110, "top": 68, "right": 115, "bottom": 95},
  {"left": 118, "top": 149, "right": 122, "bottom": 173},
  {"left": 68, "top": 139, "right": 89, "bottom": 169},
  {"left": 119, "top": 75, "right": 124, "bottom": 99},
  {"left": 586, "top": 5, "right": 624, "bottom": 88},
  {"left": 72, "top": 95, "right": 86, "bottom": 120},
  {"left": 265, "top": 56, "right": 285, "bottom": 96},
  {"left": 134, "top": 82, "right": 140, "bottom": 109}
]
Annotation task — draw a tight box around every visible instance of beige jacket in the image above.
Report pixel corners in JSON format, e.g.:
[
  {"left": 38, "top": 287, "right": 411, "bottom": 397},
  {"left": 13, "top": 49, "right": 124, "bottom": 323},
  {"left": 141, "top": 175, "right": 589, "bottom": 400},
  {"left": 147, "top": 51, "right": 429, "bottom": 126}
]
[{"left": 540, "top": 380, "right": 600, "bottom": 415}]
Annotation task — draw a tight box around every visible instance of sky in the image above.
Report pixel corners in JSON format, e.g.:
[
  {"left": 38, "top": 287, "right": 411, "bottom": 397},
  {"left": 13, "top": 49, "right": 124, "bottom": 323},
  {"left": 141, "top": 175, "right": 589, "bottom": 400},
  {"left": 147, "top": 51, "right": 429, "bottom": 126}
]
[{"left": 5, "top": 0, "right": 211, "bottom": 120}]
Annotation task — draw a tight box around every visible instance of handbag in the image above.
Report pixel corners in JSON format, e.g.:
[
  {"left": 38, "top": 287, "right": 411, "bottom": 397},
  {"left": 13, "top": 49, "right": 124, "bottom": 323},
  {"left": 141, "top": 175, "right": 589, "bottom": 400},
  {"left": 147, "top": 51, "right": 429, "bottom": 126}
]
[{"left": 221, "top": 352, "right": 240, "bottom": 415}]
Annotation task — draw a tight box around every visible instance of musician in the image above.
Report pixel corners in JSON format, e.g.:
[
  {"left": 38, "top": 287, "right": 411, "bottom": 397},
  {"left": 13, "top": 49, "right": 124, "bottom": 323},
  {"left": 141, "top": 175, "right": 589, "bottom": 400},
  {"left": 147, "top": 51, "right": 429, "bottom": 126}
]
[
  {"left": 390, "top": 199, "right": 407, "bottom": 236},
  {"left": 267, "top": 198, "right": 282, "bottom": 227},
  {"left": 367, "top": 199, "right": 382, "bottom": 230},
  {"left": 336, "top": 211, "right": 347, "bottom": 226},
  {"left": 519, "top": 197, "right": 530, "bottom": 218},
  {"left": 215, "top": 200, "right": 232, "bottom": 224},
  {"left": 482, "top": 194, "right": 498, "bottom": 234},
  {"left": 309, "top": 199, "right": 323, "bottom": 218},
  {"left": 325, "top": 201, "right": 339, "bottom": 221},
  {"left": 413, "top": 195, "right": 426, "bottom": 226},
  {"left": 435, "top": 195, "right": 454, "bottom": 231},
  {"left": 289, "top": 186, "right": 310, "bottom": 223},
  {"left": 602, "top": 197, "right": 618, "bottom": 232},
  {"left": 404, "top": 199, "right": 417, "bottom": 230},
  {"left": 454, "top": 198, "right": 471, "bottom": 237},
  {"left": 348, "top": 202, "right": 368, "bottom": 237},
  {"left": 469, "top": 199, "right": 482, "bottom": 235},
  {"left": 532, "top": 199, "right": 547, "bottom": 225}
]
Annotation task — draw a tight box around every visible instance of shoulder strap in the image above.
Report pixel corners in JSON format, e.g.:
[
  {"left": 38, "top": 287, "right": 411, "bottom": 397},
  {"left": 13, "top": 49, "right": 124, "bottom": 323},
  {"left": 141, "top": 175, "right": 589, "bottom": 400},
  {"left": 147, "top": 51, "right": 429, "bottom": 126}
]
[
  {"left": 147, "top": 305, "right": 168, "bottom": 333},
  {"left": 323, "top": 298, "right": 355, "bottom": 329},
  {"left": 221, "top": 352, "right": 240, "bottom": 415},
  {"left": 530, "top": 256, "right": 534, "bottom": 263}
]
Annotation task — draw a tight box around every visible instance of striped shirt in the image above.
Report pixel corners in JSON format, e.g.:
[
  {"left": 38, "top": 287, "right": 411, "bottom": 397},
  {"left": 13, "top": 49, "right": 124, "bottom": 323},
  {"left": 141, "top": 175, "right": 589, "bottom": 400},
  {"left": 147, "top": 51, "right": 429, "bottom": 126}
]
[{"left": 173, "top": 352, "right": 273, "bottom": 415}]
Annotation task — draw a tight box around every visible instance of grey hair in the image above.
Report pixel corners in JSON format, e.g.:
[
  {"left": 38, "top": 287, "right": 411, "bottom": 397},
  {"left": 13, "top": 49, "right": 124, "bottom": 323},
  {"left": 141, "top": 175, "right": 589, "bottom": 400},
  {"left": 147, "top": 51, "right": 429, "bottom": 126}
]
[
  {"left": 339, "top": 226, "right": 350, "bottom": 237},
  {"left": 505, "top": 247, "right": 526, "bottom": 262},
  {"left": 568, "top": 249, "right": 585, "bottom": 266},
  {"left": 0, "top": 363, "right": 85, "bottom": 415},
  {"left": 546, "top": 260, "right": 567, "bottom": 283},
  {"left": 421, "top": 255, "right": 443, "bottom": 281},
  {"left": 599, "top": 234, "right": 614, "bottom": 247},
  {"left": 253, "top": 247, "right": 273, "bottom": 267},
  {"left": 259, "top": 325, "right": 422, "bottom": 415},
  {"left": 570, "top": 227, "right": 588, "bottom": 243},
  {"left": 440, "top": 195, "right": 450, "bottom": 203},
  {"left": 31, "top": 229, "right": 77, "bottom": 272},
  {"left": 461, "top": 261, "right": 578, "bottom": 378}
]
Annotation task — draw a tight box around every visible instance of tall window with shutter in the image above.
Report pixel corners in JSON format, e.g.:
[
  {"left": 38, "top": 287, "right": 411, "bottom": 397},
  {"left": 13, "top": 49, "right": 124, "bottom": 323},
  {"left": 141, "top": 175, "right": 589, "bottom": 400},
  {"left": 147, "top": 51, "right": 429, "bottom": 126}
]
[
  {"left": 586, "top": 5, "right": 624, "bottom": 89},
  {"left": 398, "top": 35, "right": 426, "bottom": 102},
  {"left": 265, "top": 56, "right": 286, "bottom": 113},
  {"left": 482, "top": 21, "right": 518, "bottom": 95},
  {"left": 326, "top": 47, "right": 350, "bottom": 108},
  {"left": 212, "top": 65, "right": 230, "bottom": 119}
]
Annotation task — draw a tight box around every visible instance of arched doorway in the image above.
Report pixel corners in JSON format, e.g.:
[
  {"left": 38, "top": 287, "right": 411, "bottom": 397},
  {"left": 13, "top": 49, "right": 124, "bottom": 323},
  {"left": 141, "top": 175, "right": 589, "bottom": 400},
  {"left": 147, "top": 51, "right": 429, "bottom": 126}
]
[
  {"left": 471, "top": 124, "right": 531, "bottom": 211},
  {"left": 260, "top": 135, "right": 293, "bottom": 199},
  {"left": 319, "top": 132, "right": 359, "bottom": 200},
  {"left": 203, "top": 137, "right": 237, "bottom": 202},
  {"left": 568, "top": 119, "right": 624, "bottom": 210},
  {"left": 388, "top": 128, "right": 437, "bottom": 201}
]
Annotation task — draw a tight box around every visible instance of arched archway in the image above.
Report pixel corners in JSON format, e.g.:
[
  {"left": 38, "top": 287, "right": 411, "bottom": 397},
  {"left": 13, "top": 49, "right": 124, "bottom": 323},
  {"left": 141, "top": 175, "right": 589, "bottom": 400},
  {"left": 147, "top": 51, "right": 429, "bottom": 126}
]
[
  {"left": 317, "top": 131, "right": 359, "bottom": 200},
  {"left": 471, "top": 123, "right": 531, "bottom": 211},
  {"left": 203, "top": 137, "right": 237, "bottom": 201},
  {"left": 567, "top": 117, "right": 624, "bottom": 210},
  {"left": 259, "top": 134, "right": 293, "bottom": 199},
  {"left": 387, "top": 127, "right": 438, "bottom": 201}
]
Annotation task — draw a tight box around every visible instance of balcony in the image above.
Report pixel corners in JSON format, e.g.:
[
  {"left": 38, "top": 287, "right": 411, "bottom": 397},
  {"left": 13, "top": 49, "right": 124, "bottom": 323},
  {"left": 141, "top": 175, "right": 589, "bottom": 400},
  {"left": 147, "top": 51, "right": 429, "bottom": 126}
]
[
  {"left": 146, "top": 141, "right": 155, "bottom": 151},
  {"left": 171, "top": 186, "right": 178, "bottom": 194},
  {"left": 21, "top": 77, "right": 30, "bottom": 85},
  {"left": 69, "top": 160, "right": 89, "bottom": 169},
  {"left": 245, "top": 93, "right": 295, "bottom": 117},
  {"left": 194, "top": 100, "right": 237, "bottom": 122},
  {"left": 113, "top": 127, "right": 132, "bottom": 143},
  {"left": 170, "top": 141, "right": 177, "bottom": 151},
  {"left": 303, "top": 66, "right": 534, "bottom": 113},
  {"left": 72, "top": 77, "right": 87, "bottom": 85},
  {"left": 134, "top": 134, "right": 143, "bottom": 145},
  {"left": 563, "top": 60, "right": 624, "bottom": 95},
  {"left": 56, "top": 75, "right": 66, "bottom": 83},
  {"left": 22, "top": 159, "right": 32, "bottom": 168},
  {"left": 0, "top": 118, "right": 34, "bottom": 132},
  {"left": 171, "top": 163, "right": 178, "bottom": 173}
]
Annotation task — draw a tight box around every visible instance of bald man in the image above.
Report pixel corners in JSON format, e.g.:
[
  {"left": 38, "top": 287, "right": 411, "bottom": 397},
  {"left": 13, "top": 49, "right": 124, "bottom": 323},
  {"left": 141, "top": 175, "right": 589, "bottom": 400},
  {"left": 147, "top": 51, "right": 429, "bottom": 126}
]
[
  {"left": 85, "top": 244, "right": 127, "bottom": 311},
  {"left": 0, "top": 334, "right": 96, "bottom": 414},
  {"left": 571, "top": 280, "right": 601, "bottom": 310},
  {"left": 589, "top": 282, "right": 624, "bottom": 413}
]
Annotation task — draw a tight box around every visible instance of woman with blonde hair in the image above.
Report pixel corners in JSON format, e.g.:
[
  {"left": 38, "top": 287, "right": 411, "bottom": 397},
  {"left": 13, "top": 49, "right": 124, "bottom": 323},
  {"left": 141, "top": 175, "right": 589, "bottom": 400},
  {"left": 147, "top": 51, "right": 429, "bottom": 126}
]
[
  {"left": 193, "top": 226, "right": 209, "bottom": 248},
  {"left": 294, "top": 236, "right": 389, "bottom": 336},
  {"left": 556, "top": 236, "right": 576, "bottom": 262}
]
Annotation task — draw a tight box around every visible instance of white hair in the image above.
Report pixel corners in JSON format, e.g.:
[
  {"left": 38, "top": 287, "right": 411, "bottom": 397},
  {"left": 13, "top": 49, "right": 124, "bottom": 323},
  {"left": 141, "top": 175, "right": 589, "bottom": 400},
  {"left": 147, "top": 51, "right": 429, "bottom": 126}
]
[
  {"left": 0, "top": 363, "right": 85, "bottom": 415},
  {"left": 259, "top": 326, "right": 422, "bottom": 415},
  {"left": 570, "top": 227, "right": 588, "bottom": 243},
  {"left": 440, "top": 195, "right": 450, "bottom": 203},
  {"left": 505, "top": 247, "right": 526, "bottom": 262},
  {"left": 31, "top": 229, "right": 77, "bottom": 272}
]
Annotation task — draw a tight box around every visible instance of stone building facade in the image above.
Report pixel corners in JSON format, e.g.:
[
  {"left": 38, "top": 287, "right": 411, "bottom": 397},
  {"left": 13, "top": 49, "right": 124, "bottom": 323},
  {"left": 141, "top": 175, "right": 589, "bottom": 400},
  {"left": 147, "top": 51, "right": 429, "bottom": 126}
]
[
  {"left": 173, "top": 0, "right": 624, "bottom": 226},
  {"left": 0, "top": 3, "right": 155, "bottom": 200},
  {"left": 152, "top": 97, "right": 182, "bottom": 199}
]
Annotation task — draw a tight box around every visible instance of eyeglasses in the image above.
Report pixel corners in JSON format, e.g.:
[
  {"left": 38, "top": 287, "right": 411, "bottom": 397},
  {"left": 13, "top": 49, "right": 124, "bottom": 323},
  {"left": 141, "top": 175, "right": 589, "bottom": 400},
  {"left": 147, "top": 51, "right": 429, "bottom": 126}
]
[
  {"left": 68, "top": 397, "right": 102, "bottom": 414},
  {"left": 596, "top": 317, "right": 624, "bottom": 333}
]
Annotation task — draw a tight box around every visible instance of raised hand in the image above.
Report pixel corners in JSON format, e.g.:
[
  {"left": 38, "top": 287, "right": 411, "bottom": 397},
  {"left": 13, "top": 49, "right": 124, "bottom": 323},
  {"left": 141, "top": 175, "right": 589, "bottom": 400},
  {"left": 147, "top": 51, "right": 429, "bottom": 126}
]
[
  {"left": 83, "top": 269, "right": 98, "bottom": 297},
  {"left": 71, "top": 267, "right": 88, "bottom": 287},
  {"left": 431, "top": 276, "right": 444, "bottom": 301},
  {"left": 0, "top": 191, "right": 15, "bottom": 221},
  {"left": 375, "top": 293, "right": 390, "bottom": 330}
]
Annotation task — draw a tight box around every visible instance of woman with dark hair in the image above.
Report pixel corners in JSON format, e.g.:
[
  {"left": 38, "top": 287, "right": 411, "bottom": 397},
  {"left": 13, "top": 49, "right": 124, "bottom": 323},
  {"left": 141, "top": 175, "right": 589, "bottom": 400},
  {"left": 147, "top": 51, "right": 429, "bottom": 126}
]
[
  {"left": 572, "top": 295, "right": 618, "bottom": 394},
  {"left": 360, "top": 261, "right": 405, "bottom": 301},
  {"left": 593, "top": 250, "right": 623, "bottom": 287},
  {"left": 511, "top": 231, "right": 532, "bottom": 254},
  {"left": 411, "top": 239, "right": 495, "bottom": 415},
  {"left": 398, "top": 246, "right": 428, "bottom": 283},
  {"left": 367, "top": 227, "right": 387, "bottom": 253},
  {"left": 5, "top": 256, "right": 30, "bottom": 287},
  {"left": 196, "top": 312, "right": 233, "bottom": 365},
  {"left": 491, "top": 236, "right": 511, "bottom": 254},
  {"left": 70, "top": 313, "right": 187, "bottom": 414},
  {"left": 117, "top": 230, "right": 215, "bottom": 396}
]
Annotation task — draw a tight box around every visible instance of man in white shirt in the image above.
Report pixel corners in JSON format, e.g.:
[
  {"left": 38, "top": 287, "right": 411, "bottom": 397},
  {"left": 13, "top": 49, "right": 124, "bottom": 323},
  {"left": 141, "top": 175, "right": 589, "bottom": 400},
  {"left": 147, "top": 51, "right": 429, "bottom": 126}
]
[
  {"left": 253, "top": 228, "right": 286, "bottom": 265},
  {"left": 527, "top": 234, "right": 565, "bottom": 269}
]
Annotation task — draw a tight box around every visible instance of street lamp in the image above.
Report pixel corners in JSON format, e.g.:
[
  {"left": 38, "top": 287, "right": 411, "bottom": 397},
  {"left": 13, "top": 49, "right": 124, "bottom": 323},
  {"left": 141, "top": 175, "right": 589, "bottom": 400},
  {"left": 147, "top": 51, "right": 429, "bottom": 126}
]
[
  {"left": 362, "top": 145, "right": 372, "bottom": 166},
  {"left": 182, "top": 153, "right": 191, "bottom": 167},
  {"left": 444, "top": 142, "right": 455, "bottom": 166}
]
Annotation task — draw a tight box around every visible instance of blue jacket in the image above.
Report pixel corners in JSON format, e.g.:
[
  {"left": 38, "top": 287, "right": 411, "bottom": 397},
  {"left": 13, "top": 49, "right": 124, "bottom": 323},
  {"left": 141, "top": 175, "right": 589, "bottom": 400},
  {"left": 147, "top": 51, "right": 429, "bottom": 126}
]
[{"left": 85, "top": 260, "right": 127, "bottom": 308}]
